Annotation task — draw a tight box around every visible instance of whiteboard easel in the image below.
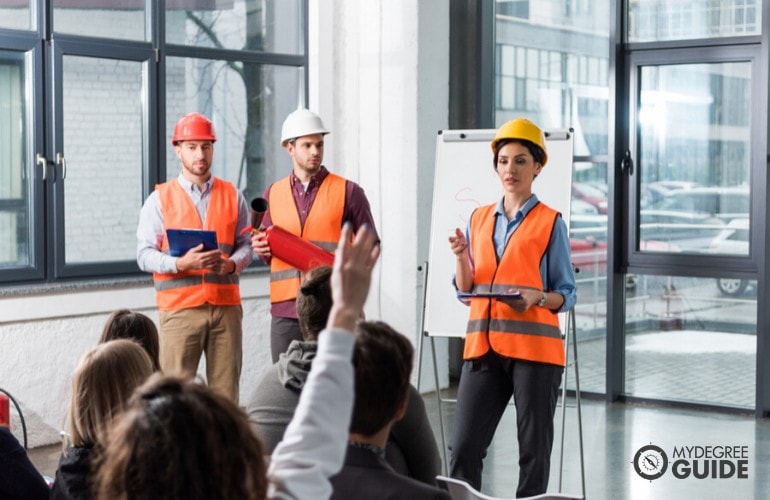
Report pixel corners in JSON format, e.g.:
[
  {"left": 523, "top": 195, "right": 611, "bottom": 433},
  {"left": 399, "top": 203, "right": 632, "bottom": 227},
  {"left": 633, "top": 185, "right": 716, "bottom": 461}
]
[{"left": 423, "top": 128, "right": 574, "bottom": 338}]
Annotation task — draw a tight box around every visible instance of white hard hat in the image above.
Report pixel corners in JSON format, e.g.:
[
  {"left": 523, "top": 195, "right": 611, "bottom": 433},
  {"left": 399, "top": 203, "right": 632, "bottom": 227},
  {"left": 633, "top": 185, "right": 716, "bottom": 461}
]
[{"left": 280, "top": 108, "right": 330, "bottom": 147}]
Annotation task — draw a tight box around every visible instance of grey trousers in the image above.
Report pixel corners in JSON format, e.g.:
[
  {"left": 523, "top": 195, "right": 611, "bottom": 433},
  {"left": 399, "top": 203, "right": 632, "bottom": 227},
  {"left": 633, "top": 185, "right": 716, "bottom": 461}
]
[
  {"left": 449, "top": 351, "right": 563, "bottom": 498},
  {"left": 270, "top": 316, "right": 303, "bottom": 363}
]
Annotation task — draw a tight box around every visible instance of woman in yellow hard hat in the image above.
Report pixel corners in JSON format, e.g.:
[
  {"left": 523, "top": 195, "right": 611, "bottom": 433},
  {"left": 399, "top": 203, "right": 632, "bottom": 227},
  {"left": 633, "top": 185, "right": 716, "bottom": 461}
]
[{"left": 447, "top": 118, "right": 576, "bottom": 497}]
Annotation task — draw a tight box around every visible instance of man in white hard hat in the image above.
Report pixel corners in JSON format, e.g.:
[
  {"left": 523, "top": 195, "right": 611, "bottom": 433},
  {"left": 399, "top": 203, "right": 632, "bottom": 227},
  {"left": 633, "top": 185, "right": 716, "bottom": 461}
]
[{"left": 251, "top": 108, "right": 379, "bottom": 362}]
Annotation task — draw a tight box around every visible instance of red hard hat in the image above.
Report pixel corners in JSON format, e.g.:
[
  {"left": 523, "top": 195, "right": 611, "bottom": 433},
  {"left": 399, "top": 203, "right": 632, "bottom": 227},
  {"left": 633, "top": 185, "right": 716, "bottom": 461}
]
[{"left": 171, "top": 112, "right": 217, "bottom": 145}]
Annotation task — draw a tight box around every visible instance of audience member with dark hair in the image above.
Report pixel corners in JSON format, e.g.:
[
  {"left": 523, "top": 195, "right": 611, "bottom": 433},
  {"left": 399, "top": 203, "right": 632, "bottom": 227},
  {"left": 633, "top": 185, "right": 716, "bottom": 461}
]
[
  {"left": 329, "top": 321, "right": 451, "bottom": 500},
  {"left": 0, "top": 424, "right": 49, "bottom": 500},
  {"left": 98, "top": 309, "right": 161, "bottom": 371},
  {"left": 50, "top": 340, "right": 154, "bottom": 500},
  {"left": 95, "top": 224, "right": 380, "bottom": 500},
  {"left": 247, "top": 265, "right": 442, "bottom": 486}
]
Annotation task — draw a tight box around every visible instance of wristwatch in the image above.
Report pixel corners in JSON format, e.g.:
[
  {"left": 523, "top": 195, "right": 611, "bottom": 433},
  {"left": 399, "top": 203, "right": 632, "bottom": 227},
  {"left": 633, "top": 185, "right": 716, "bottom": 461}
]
[{"left": 537, "top": 292, "right": 547, "bottom": 307}]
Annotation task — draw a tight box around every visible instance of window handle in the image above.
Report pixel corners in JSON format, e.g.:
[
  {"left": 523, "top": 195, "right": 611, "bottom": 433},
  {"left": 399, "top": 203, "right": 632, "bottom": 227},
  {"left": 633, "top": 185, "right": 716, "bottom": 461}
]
[
  {"left": 36, "top": 153, "right": 48, "bottom": 180},
  {"left": 56, "top": 152, "right": 67, "bottom": 179},
  {"left": 620, "top": 149, "right": 634, "bottom": 176}
]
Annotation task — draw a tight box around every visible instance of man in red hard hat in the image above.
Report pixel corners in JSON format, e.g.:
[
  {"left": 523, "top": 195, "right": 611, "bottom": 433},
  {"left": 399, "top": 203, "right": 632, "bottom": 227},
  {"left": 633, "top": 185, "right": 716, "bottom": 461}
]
[
  {"left": 251, "top": 108, "right": 379, "bottom": 362},
  {"left": 136, "top": 112, "right": 253, "bottom": 402}
]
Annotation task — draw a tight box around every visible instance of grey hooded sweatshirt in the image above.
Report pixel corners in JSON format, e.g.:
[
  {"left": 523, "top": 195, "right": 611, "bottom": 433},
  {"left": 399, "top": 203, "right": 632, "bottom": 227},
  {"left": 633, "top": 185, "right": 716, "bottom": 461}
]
[
  {"left": 247, "top": 339, "right": 442, "bottom": 487},
  {"left": 247, "top": 340, "right": 317, "bottom": 453}
]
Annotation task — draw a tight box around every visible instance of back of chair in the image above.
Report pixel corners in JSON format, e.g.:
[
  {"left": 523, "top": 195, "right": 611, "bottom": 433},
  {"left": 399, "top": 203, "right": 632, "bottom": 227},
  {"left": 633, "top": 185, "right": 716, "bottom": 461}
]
[
  {"left": 435, "top": 475, "right": 500, "bottom": 500},
  {"left": 435, "top": 475, "right": 584, "bottom": 500}
]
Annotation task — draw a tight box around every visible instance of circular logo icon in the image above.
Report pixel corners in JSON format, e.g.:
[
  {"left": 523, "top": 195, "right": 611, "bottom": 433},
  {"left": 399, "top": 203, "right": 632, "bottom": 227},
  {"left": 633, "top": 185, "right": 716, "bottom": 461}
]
[{"left": 633, "top": 444, "right": 668, "bottom": 480}]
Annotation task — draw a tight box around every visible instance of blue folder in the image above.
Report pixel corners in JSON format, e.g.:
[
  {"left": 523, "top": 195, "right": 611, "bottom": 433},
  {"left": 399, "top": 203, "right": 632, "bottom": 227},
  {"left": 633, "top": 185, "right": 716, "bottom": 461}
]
[
  {"left": 166, "top": 229, "right": 218, "bottom": 257},
  {"left": 457, "top": 291, "right": 522, "bottom": 300}
]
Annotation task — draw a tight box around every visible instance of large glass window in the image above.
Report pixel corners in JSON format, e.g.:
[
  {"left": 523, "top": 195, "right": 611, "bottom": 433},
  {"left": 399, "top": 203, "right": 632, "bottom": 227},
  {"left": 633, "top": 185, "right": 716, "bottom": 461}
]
[
  {"left": 62, "top": 56, "right": 145, "bottom": 264},
  {"left": 494, "top": 0, "right": 611, "bottom": 393},
  {"left": 54, "top": 0, "right": 146, "bottom": 41},
  {"left": 0, "top": 1, "right": 307, "bottom": 284},
  {"left": 628, "top": 0, "right": 762, "bottom": 43},
  {"left": 166, "top": 0, "right": 304, "bottom": 55},
  {"left": 0, "top": 2, "right": 32, "bottom": 31},
  {"left": 0, "top": 53, "right": 29, "bottom": 268},
  {"left": 625, "top": 274, "right": 756, "bottom": 409},
  {"left": 638, "top": 62, "right": 751, "bottom": 255}
]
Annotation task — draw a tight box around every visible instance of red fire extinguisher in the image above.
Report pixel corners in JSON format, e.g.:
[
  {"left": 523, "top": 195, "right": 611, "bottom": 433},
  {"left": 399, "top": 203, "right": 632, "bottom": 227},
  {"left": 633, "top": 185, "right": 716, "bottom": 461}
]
[
  {"left": 0, "top": 392, "right": 9, "bottom": 427},
  {"left": 265, "top": 225, "right": 335, "bottom": 273},
  {"left": 246, "top": 196, "right": 335, "bottom": 274}
]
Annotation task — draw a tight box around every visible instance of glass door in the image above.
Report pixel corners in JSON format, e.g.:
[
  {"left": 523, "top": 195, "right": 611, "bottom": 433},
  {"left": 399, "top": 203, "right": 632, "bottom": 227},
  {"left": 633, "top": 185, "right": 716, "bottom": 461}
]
[
  {"left": 621, "top": 47, "right": 761, "bottom": 410},
  {"left": 48, "top": 40, "right": 155, "bottom": 278},
  {"left": 0, "top": 1, "right": 155, "bottom": 281},
  {"left": 0, "top": 15, "right": 45, "bottom": 281}
]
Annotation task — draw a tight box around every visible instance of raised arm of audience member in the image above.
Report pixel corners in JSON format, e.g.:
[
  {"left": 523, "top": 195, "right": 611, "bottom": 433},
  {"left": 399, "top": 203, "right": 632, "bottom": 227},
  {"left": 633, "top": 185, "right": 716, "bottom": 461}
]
[
  {"left": 98, "top": 309, "right": 161, "bottom": 371},
  {"left": 267, "top": 223, "right": 380, "bottom": 499},
  {"left": 0, "top": 425, "right": 49, "bottom": 500}
]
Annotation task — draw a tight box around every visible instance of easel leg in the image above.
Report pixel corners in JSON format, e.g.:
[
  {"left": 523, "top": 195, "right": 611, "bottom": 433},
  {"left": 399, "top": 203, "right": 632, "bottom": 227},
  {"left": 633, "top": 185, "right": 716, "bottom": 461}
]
[
  {"left": 431, "top": 335, "right": 449, "bottom": 475},
  {"left": 558, "top": 308, "right": 586, "bottom": 498}
]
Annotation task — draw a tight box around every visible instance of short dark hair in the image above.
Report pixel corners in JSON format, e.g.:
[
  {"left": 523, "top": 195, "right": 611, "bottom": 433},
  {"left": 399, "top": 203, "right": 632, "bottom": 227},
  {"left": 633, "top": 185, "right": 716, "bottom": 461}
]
[
  {"left": 94, "top": 374, "right": 267, "bottom": 500},
  {"left": 350, "top": 321, "right": 414, "bottom": 436},
  {"left": 493, "top": 138, "right": 546, "bottom": 168},
  {"left": 99, "top": 309, "right": 161, "bottom": 371},
  {"left": 296, "top": 266, "right": 333, "bottom": 341}
]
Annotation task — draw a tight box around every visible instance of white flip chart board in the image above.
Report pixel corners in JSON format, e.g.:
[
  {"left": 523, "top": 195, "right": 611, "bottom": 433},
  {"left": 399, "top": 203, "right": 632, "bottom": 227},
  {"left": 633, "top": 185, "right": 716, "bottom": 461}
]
[{"left": 424, "top": 128, "right": 574, "bottom": 337}]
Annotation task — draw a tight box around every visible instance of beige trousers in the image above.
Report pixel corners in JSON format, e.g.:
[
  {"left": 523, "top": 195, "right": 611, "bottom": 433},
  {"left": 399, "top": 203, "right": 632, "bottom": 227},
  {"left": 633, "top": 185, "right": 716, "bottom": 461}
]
[{"left": 159, "top": 303, "right": 243, "bottom": 403}]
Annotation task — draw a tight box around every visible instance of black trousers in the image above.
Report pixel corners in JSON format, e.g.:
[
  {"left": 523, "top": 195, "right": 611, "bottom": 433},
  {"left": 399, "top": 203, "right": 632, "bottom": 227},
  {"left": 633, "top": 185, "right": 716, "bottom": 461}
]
[
  {"left": 270, "top": 316, "right": 303, "bottom": 363},
  {"left": 449, "top": 351, "right": 563, "bottom": 498}
]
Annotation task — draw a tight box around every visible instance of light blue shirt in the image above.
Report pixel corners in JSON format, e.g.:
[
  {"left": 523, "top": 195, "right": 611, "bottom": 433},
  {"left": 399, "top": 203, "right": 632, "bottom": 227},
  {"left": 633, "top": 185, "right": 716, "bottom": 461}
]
[
  {"left": 463, "top": 194, "right": 577, "bottom": 312},
  {"left": 136, "top": 173, "right": 253, "bottom": 274}
]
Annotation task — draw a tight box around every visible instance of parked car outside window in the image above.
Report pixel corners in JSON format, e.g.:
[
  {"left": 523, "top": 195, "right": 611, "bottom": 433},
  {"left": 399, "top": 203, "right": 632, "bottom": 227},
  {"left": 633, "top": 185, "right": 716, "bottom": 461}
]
[
  {"left": 708, "top": 218, "right": 752, "bottom": 296},
  {"left": 572, "top": 182, "right": 608, "bottom": 214},
  {"left": 646, "top": 185, "right": 749, "bottom": 222},
  {"left": 639, "top": 185, "right": 748, "bottom": 252}
]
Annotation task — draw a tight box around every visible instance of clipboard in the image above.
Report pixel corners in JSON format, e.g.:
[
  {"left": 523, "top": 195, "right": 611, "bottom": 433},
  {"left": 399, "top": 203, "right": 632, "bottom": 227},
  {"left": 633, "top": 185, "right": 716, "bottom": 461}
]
[
  {"left": 166, "top": 229, "right": 218, "bottom": 257},
  {"left": 457, "top": 291, "right": 522, "bottom": 300}
]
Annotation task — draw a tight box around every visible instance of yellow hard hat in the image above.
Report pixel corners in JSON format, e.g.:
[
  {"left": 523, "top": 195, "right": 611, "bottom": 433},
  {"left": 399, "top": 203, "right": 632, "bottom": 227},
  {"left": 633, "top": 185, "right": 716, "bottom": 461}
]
[{"left": 491, "top": 118, "right": 548, "bottom": 166}]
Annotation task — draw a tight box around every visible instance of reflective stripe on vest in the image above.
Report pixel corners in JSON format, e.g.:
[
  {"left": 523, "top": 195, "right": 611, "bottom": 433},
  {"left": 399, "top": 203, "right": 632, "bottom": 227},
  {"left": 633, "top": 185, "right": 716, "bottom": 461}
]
[
  {"left": 464, "top": 202, "right": 565, "bottom": 366},
  {"left": 152, "top": 178, "right": 241, "bottom": 311},
  {"left": 268, "top": 173, "right": 346, "bottom": 303}
]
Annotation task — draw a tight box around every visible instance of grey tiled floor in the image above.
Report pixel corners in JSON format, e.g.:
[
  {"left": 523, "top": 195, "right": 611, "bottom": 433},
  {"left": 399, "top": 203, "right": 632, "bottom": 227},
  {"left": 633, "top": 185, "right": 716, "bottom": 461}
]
[
  {"left": 422, "top": 329, "right": 766, "bottom": 500},
  {"left": 423, "top": 386, "right": 770, "bottom": 499},
  {"left": 574, "top": 333, "right": 755, "bottom": 409}
]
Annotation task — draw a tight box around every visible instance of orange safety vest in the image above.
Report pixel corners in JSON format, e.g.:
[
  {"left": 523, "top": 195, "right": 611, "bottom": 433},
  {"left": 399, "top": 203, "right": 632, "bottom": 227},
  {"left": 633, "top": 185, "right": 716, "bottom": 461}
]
[
  {"left": 153, "top": 178, "right": 241, "bottom": 311},
  {"left": 464, "top": 202, "right": 565, "bottom": 366},
  {"left": 268, "top": 173, "right": 346, "bottom": 303}
]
